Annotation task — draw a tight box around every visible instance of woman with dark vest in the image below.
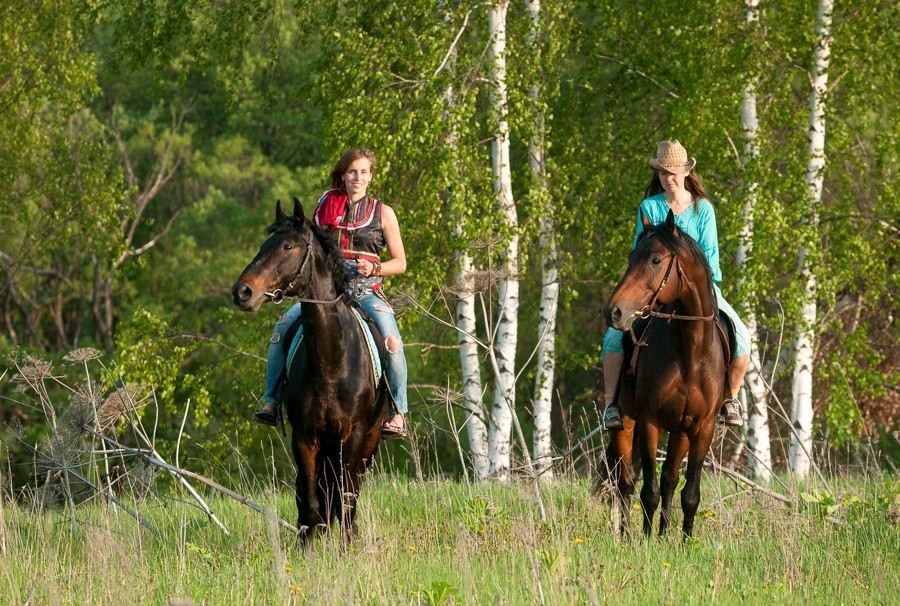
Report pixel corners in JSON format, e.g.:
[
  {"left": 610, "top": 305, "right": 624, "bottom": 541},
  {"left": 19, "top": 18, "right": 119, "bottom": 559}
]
[{"left": 253, "top": 147, "right": 409, "bottom": 438}]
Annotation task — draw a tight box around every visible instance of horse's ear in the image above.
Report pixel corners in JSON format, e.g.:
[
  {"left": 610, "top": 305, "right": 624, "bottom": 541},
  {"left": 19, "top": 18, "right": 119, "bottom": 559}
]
[
  {"left": 292, "top": 197, "right": 305, "bottom": 221},
  {"left": 276, "top": 199, "right": 287, "bottom": 221},
  {"left": 665, "top": 209, "right": 679, "bottom": 236},
  {"left": 640, "top": 208, "right": 653, "bottom": 230}
]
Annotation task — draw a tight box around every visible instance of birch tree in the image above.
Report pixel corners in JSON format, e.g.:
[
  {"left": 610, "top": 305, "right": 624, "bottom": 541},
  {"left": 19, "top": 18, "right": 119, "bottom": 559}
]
[
  {"left": 440, "top": 5, "right": 490, "bottom": 479},
  {"left": 790, "top": 0, "right": 833, "bottom": 478},
  {"left": 735, "top": 0, "right": 773, "bottom": 481},
  {"left": 526, "top": 0, "right": 558, "bottom": 480},
  {"left": 487, "top": 0, "right": 519, "bottom": 481}
]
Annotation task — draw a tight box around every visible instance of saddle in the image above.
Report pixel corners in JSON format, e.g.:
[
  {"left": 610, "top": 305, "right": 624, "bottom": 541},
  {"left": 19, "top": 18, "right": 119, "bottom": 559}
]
[{"left": 280, "top": 302, "right": 396, "bottom": 411}]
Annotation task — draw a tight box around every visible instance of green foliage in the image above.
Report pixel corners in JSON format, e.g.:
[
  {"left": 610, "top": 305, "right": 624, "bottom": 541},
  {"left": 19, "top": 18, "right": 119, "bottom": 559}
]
[{"left": 2, "top": 0, "right": 897, "bottom": 486}]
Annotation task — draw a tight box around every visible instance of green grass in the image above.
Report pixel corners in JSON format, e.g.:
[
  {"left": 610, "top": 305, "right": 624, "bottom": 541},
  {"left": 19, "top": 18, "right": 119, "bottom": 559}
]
[{"left": 1, "top": 472, "right": 897, "bottom": 605}]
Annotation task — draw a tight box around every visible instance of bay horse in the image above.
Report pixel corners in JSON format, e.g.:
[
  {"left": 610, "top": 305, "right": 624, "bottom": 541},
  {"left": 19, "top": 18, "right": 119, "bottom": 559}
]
[
  {"left": 602, "top": 209, "right": 726, "bottom": 538},
  {"left": 232, "top": 198, "right": 387, "bottom": 545}
]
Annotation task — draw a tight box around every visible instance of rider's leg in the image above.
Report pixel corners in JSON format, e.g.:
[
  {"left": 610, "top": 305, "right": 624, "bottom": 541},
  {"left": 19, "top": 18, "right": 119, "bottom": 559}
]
[
  {"left": 358, "top": 292, "right": 408, "bottom": 433},
  {"left": 601, "top": 328, "right": 626, "bottom": 430},
  {"left": 716, "top": 288, "right": 750, "bottom": 427},
  {"left": 255, "top": 303, "right": 303, "bottom": 422}
]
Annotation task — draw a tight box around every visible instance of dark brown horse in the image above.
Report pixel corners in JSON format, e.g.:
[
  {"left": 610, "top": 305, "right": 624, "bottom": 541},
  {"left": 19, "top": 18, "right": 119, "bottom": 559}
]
[
  {"left": 602, "top": 210, "right": 726, "bottom": 538},
  {"left": 232, "top": 198, "right": 387, "bottom": 545}
]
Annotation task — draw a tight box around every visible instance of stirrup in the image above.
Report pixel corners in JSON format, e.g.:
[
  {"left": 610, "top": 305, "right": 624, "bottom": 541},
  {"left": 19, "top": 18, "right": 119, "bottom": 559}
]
[
  {"left": 253, "top": 402, "right": 279, "bottom": 427},
  {"left": 603, "top": 404, "right": 624, "bottom": 431},
  {"left": 719, "top": 397, "right": 743, "bottom": 427},
  {"left": 381, "top": 413, "right": 407, "bottom": 440}
]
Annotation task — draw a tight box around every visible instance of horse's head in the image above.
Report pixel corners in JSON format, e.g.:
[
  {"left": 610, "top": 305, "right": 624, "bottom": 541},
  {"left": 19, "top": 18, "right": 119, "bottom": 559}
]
[
  {"left": 232, "top": 198, "right": 340, "bottom": 312},
  {"left": 604, "top": 209, "right": 713, "bottom": 331}
]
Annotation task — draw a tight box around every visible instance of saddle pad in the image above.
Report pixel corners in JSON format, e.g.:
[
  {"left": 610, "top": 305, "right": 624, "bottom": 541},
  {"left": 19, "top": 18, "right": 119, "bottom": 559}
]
[
  {"left": 283, "top": 309, "right": 382, "bottom": 384},
  {"left": 350, "top": 307, "right": 383, "bottom": 384}
]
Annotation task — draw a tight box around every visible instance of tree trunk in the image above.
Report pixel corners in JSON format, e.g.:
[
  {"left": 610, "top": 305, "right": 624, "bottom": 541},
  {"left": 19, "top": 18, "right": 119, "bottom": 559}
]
[
  {"left": 527, "top": 0, "right": 556, "bottom": 481},
  {"left": 736, "top": 0, "right": 772, "bottom": 482},
  {"left": 790, "top": 0, "right": 832, "bottom": 478},
  {"left": 439, "top": 2, "right": 490, "bottom": 480},
  {"left": 487, "top": 0, "right": 518, "bottom": 482}
]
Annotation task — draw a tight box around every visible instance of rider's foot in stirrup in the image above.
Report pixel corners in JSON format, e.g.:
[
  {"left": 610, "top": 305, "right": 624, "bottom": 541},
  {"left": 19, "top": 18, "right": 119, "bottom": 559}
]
[
  {"left": 603, "top": 404, "right": 624, "bottom": 431},
  {"left": 719, "top": 397, "right": 743, "bottom": 427},
  {"left": 253, "top": 401, "right": 279, "bottom": 426}
]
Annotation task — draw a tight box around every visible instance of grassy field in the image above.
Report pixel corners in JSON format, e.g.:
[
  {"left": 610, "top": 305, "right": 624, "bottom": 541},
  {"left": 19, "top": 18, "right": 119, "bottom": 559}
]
[{"left": 1, "top": 464, "right": 897, "bottom": 606}]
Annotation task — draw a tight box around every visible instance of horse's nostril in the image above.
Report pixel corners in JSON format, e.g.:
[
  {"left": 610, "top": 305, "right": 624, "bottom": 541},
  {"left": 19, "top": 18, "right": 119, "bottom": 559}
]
[
  {"left": 611, "top": 306, "right": 622, "bottom": 323},
  {"left": 233, "top": 283, "right": 253, "bottom": 303}
]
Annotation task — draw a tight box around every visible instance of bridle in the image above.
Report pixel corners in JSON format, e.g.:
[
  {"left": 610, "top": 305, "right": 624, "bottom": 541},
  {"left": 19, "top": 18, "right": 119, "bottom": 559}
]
[
  {"left": 264, "top": 239, "right": 343, "bottom": 306},
  {"left": 631, "top": 242, "right": 715, "bottom": 324}
]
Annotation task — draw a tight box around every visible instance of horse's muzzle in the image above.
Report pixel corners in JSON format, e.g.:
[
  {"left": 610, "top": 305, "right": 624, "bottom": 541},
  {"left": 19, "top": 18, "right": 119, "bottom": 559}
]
[
  {"left": 232, "top": 280, "right": 261, "bottom": 312},
  {"left": 605, "top": 302, "right": 635, "bottom": 331}
]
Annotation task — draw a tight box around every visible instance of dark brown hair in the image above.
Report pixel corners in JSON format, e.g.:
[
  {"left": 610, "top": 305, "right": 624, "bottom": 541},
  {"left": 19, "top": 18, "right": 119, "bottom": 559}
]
[
  {"left": 644, "top": 170, "right": 710, "bottom": 210},
  {"left": 330, "top": 147, "right": 377, "bottom": 191}
]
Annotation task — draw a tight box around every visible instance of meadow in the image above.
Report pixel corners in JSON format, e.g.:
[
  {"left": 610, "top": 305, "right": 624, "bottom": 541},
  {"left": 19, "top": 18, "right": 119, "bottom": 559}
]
[{"left": 1, "top": 460, "right": 897, "bottom": 605}]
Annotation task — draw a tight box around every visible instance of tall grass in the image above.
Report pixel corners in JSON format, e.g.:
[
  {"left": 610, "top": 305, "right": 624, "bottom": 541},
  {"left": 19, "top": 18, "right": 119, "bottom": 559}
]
[{"left": 1, "top": 464, "right": 897, "bottom": 605}]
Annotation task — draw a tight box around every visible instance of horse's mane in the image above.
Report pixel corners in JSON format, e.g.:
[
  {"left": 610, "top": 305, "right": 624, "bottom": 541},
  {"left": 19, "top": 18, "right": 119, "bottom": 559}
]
[
  {"left": 638, "top": 222, "right": 718, "bottom": 314},
  {"left": 266, "top": 215, "right": 349, "bottom": 294}
]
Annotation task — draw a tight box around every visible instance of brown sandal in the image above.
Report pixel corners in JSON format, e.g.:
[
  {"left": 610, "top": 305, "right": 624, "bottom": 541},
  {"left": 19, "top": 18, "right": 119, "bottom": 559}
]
[{"left": 381, "top": 413, "right": 407, "bottom": 440}]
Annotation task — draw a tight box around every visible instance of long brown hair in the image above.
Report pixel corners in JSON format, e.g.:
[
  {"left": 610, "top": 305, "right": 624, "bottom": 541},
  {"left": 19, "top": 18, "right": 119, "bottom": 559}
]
[
  {"left": 644, "top": 170, "right": 709, "bottom": 211},
  {"left": 330, "top": 147, "right": 377, "bottom": 191}
]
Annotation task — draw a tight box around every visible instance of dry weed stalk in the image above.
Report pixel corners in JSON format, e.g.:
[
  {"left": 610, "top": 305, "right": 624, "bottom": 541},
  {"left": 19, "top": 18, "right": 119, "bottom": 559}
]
[{"left": 3, "top": 350, "right": 298, "bottom": 539}]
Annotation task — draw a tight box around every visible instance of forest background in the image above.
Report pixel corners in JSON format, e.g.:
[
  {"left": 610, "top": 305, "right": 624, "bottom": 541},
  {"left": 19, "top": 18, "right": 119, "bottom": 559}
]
[{"left": 1, "top": 0, "right": 897, "bottom": 491}]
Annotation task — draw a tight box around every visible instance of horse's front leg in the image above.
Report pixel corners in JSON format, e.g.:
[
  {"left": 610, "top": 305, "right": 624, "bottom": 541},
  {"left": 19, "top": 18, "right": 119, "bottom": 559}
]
[
  {"left": 610, "top": 421, "right": 637, "bottom": 539},
  {"left": 681, "top": 422, "right": 715, "bottom": 538},
  {"left": 659, "top": 431, "right": 690, "bottom": 536},
  {"left": 292, "top": 438, "right": 321, "bottom": 544},
  {"left": 637, "top": 423, "right": 661, "bottom": 537}
]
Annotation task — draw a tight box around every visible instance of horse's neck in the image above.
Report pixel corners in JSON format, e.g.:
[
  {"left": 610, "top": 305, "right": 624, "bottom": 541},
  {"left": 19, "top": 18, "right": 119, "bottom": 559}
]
[{"left": 674, "top": 269, "right": 717, "bottom": 344}]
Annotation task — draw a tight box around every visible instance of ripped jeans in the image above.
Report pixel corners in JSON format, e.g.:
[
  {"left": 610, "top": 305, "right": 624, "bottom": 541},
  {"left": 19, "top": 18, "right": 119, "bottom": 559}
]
[{"left": 262, "top": 289, "right": 409, "bottom": 414}]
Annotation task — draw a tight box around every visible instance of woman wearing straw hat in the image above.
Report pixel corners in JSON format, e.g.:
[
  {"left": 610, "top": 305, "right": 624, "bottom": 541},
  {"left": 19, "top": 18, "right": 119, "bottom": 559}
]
[{"left": 601, "top": 140, "right": 750, "bottom": 430}]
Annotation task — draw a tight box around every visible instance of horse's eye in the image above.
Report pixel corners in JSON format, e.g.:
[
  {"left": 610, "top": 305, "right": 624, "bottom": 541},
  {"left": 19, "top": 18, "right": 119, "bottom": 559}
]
[
  {"left": 650, "top": 256, "right": 662, "bottom": 265},
  {"left": 283, "top": 244, "right": 294, "bottom": 251}
]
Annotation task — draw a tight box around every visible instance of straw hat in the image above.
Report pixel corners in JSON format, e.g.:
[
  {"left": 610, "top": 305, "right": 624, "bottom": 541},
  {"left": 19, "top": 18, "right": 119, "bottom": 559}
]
[{"left": 648, "top": 140, "right": 696, "bottom": 174}]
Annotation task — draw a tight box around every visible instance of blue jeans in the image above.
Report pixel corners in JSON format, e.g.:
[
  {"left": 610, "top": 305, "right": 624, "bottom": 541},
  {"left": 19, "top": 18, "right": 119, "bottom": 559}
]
[
  {"left": 263, "top": 290, "right": 409, "bottom": 414},
  {"left": 602, "top": 284, "right": 751, "bottom": 360}
]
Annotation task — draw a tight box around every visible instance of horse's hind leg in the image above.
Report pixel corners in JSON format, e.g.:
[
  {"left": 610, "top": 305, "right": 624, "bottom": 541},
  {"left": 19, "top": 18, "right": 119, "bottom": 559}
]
[
  {"left": 637, "top": 424, "right": 661, "bottom": 537},
  {"left": 659, "top": 432, "right": 690, "bottom": 536},
  {"left": 681, "top": 424, "right": 715, "bottom": 538}
]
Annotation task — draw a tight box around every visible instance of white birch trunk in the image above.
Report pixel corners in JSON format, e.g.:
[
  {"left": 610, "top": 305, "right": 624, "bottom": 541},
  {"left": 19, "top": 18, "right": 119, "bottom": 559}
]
[
  {"left": 527, "top": 0, "right": 556, "bottom": 481},
  {"left": 790, "top": 0, "right": 832, "bottom": 478},
  {"left": 736, "top": 0, "right": 772, "bottom": 482},
  {"left": 487, "top": 0, "right": 519, "bottom": 482},
  {"left": 440, "top": 3, "right": 490, "bottom": 479},
  {"left": 456, "top": 250, "right": 490, "bottom": 479}
]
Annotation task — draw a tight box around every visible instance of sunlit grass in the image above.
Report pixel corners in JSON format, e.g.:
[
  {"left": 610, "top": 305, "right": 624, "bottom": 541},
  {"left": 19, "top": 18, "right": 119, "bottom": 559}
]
[{"left": 1, "top": 470, "right": 897, "bottom": 605}]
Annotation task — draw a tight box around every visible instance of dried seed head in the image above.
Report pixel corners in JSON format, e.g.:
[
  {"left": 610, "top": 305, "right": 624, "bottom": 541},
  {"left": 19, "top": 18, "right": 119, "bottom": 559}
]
[
  {"left": 63, "top": 348, "right": 103, "bottom": 363},
  {"left": 12, "top": 355, "right": 53, "bottom": 384},
  {"left": 98, "top": 383, "right": 150, "bottom": 429},
  {"left": 428, "top": 387, "right": 463, "bottom": 404}
]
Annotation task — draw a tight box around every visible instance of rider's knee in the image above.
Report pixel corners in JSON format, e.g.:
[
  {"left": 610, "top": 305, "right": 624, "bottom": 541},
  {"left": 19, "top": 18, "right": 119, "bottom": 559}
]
[{"left": 385, "top": 335, "right": 402, "bottom": 353}]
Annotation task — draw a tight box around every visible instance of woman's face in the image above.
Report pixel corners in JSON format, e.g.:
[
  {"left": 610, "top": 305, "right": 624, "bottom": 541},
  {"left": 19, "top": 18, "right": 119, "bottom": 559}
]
[
  {"left": 343, "top": 158, "right": 373, "bottom": 200},
  {"left": 658, "top": 170, "right": 687, "bottom": 194}
]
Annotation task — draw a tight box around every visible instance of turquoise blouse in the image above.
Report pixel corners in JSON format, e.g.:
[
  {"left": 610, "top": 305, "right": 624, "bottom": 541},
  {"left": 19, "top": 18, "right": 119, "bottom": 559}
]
[{"left": 634, "top": 193, "right": 722, "bottom": 283}]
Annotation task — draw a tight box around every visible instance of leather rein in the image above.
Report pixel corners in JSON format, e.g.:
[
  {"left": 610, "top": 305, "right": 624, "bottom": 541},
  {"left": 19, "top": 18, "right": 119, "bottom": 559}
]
[{"left": 264, "top": 241, "right": 344, "bottom": 306}]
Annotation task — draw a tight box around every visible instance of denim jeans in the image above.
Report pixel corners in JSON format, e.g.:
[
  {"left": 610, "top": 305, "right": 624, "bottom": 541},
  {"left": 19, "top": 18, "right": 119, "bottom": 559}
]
[{"left": 262, "top": 290, "right": 408, "bottom": 414}]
